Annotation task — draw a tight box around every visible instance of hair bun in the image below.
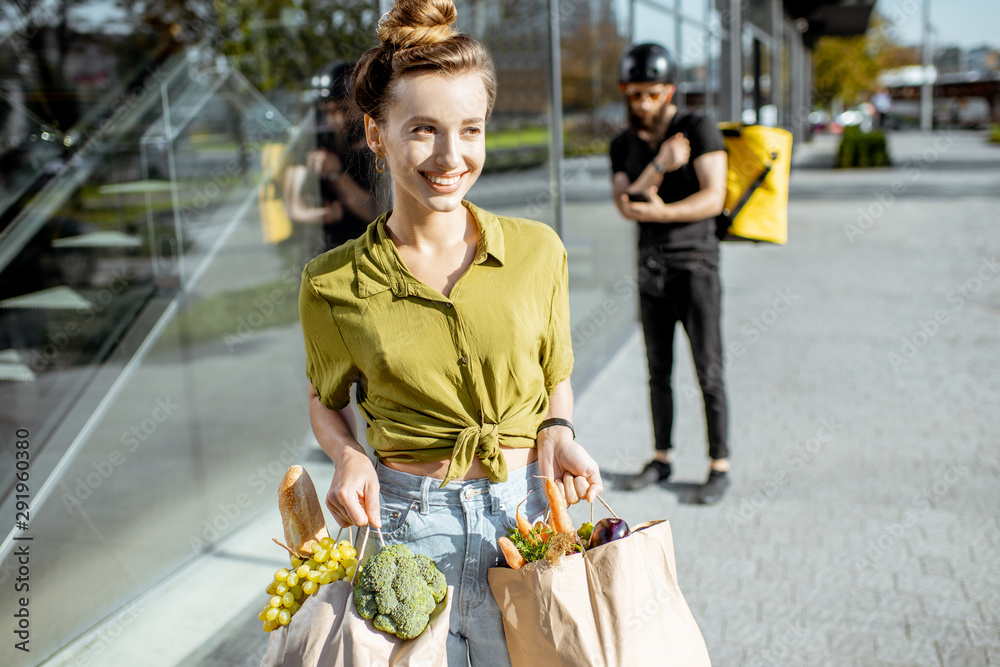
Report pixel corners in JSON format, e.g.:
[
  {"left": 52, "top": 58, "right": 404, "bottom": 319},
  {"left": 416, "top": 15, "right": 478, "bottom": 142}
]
[{"left": 377, "top": 0, "right": 457, "bottom": 49}]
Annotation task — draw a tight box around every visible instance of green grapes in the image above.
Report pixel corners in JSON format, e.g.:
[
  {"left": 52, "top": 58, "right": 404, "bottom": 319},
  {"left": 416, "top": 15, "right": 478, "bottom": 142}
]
[{"left": 258, "top": 539, "right": 359, "bottom": 632}]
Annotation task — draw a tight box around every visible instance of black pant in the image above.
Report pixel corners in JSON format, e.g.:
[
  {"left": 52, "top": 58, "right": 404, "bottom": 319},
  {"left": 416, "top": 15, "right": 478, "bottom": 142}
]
[{"left": 638, "top": 252, "right": 729, "bottom": 460}]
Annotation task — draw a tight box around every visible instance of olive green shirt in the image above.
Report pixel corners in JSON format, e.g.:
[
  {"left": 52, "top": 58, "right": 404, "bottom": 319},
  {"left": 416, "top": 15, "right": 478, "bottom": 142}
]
[{"left": 300, "top": 200, "right": 573, "bottom": 486}]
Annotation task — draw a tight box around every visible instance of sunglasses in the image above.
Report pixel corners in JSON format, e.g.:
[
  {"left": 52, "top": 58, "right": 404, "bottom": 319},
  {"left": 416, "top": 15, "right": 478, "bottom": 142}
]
[{"left": 627, "top": 89, "right": 669, "bottom": 102}]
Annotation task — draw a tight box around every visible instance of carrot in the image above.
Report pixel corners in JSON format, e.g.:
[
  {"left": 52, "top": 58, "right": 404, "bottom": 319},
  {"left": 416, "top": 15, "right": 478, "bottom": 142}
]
[
  {"left": 544, "top": 477, "right": 574, "bottom": 534},
  {"left": 498, "top": 536, "right": 526, "bottom": 569},
  {"left": 534, "top": 521, "right": 552, "bottom": 543},
  {"left": 515, "top": 496, "right": 533, "bottom": 540}
]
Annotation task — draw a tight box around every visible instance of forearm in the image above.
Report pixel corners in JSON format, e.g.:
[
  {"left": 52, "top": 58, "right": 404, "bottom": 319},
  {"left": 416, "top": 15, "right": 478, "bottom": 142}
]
[
  {"left": 648, "top": 187, "right": 726, "bottom": 224},
  {"left": 285, "top": 167, "right": 328, "bottom": 225},
  {"left": 308, "top": 384, "right": 365, "bottom": 465},
  {"left": 627, "top": 163, "right": 665, "bottom": 194},
  {"left": 545, "top": 377, "right": 574, "bottom": 421},
  {"left": 537, "top": 377, "right": 603, "bottom": 503}
]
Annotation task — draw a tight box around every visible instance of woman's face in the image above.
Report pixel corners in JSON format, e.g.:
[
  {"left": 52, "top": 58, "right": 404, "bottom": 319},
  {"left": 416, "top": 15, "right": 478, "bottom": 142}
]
[{"left": 366, "top": 72, "right": 488, "bottom": 217}]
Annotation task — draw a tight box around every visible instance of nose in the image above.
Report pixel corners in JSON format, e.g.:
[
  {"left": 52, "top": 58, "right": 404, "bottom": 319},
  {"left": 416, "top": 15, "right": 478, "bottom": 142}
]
[
  {"left": 435, "top": 131, "right": 462, "bottom": 170},
  {"left": 635, "top": 96, "right": 655, "bottom": 112}
]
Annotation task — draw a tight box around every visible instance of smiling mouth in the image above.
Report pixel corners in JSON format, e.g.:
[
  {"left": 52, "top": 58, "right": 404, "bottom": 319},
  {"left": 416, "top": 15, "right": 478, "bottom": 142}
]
[{"left": 421, "top": 172, "right": 463, "bottom": 186}]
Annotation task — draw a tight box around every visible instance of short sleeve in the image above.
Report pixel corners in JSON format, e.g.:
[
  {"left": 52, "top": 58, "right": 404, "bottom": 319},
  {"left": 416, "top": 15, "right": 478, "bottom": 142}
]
[
  {"left": 609, "top": 133, "right": 628, "bottom": 175},
  {"left": 299, "top": 267, "right": 358, "bottom": 410},
  {"left": 540, "top": 246, "right": 573, "bottom": 392},
  {"left": 690, "top": 114, "right": 725, "bottom": 160}
]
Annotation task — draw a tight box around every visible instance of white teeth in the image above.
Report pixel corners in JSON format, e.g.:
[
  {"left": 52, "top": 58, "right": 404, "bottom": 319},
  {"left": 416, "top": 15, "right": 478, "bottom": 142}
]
[{"left": 425, "top": 173, "right": 460, "bottom": 186}]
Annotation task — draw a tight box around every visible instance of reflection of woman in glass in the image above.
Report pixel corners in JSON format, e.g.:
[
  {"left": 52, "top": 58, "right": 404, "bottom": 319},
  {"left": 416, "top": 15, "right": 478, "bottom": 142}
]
[
  {"left": 283, "top": 61, "right": 379, "bottom": 252},
  {"left": 298, "top": 1, "right": 603, "bottom": 662}
]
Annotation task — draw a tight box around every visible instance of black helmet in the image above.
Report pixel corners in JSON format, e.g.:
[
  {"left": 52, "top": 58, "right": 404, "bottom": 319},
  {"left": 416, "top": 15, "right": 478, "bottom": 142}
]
[{"left": 618, "top": 43, "right": 676, "bottom": 84}]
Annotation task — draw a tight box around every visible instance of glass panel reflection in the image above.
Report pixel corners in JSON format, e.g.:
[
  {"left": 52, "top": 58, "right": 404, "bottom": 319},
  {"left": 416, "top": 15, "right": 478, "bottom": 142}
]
[
  {"left": 559, "top": 0, "right": 637, "bottom": 388},
  {"left": 632, "top": 3, "right": 678, "bottom": 53},
  {"left": 680, "top": 22, "right": 710, "bottom": 112}
]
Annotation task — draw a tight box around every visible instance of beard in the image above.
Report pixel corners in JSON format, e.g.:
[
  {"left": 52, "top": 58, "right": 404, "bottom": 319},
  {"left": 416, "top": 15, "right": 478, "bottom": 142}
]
[{"left": 627, "top": 102, "right": 670, "bottom": 137}]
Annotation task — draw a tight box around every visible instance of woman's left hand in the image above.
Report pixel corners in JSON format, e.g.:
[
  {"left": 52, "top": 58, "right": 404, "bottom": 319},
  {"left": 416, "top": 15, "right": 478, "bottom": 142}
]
[{"left": 536, "top": 426, "right": 603, "bottom": 505}]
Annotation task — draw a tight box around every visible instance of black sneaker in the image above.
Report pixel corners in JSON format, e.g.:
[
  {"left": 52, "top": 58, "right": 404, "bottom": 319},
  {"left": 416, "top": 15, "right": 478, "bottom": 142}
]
[
  {"left": 696, "top": 470, "right": 730, "bottom": 504},
  {"left": 621, "top": 459, "right": 672, "bottom": 491}
]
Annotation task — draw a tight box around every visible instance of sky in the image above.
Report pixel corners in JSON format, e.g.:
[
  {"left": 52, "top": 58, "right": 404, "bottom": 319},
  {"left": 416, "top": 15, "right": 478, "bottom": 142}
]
[{"left": 875, "top": 0, "right": 998, "bottom": 50}]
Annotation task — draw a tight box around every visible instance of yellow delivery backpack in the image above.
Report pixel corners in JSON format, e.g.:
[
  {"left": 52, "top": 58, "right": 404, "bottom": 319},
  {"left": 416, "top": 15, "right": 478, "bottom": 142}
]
[
  {"left": 259, "top": 142, "right": 294, "bottom": 245},
  {"left": 716, "top": 123, "right": 792, "bottom": 245}
]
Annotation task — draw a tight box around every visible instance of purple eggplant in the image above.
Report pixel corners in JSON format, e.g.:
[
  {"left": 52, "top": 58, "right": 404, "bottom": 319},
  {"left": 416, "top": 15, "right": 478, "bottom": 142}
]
[{"left": 588, "top": 517, "right": 630, "bottom": 548}]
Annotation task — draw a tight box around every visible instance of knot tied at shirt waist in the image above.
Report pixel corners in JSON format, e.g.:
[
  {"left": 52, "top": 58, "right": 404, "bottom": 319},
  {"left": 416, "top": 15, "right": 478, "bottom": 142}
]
[{"left": 442, "top": 421, "right": 507, "bottom": 487}]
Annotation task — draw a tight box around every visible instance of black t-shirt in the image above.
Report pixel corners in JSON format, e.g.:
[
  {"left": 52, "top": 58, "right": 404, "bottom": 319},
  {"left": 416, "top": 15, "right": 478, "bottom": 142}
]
[
  {"left": 321, "top": 145, "right": 376, "bottom": 251},
  {"left": 610, "top": 109, "right": 725, "bottom": 259}
]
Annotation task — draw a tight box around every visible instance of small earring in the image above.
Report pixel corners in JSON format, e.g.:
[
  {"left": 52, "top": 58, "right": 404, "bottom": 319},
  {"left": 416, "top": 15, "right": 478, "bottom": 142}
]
[{"left": 375, "top": 152, "right": 386, "bottom": 173}]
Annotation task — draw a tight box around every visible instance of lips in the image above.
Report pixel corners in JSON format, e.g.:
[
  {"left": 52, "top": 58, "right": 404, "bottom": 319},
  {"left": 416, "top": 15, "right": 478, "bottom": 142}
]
[{"left": 420, "top": 171, "right": 468, "bottom": 194}]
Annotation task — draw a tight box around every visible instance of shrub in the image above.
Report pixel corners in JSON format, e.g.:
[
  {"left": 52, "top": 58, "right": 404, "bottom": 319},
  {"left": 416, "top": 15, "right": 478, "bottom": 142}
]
[{"left": 836, "top": 126, "right": 891, "bottom": 168}]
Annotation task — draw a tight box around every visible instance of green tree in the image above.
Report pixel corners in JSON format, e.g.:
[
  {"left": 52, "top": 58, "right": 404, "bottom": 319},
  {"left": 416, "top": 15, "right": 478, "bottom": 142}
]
[
  {"left": 812, "top": 13, "right": 899, "bottom": 109},
  {"left": 213, "top": 0, "right": 378, "bottom": 98}
]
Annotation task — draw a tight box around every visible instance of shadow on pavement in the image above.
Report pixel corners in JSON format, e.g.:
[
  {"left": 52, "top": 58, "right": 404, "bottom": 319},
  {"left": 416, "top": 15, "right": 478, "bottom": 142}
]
[{"left": 601, "top": 471, "right": 707, "bottom": 505}]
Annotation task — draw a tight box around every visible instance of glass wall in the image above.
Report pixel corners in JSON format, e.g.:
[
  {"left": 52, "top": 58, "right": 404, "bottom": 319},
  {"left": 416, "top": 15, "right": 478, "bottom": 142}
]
[
  {"left": 0, "top": 3, "right": 371, "bottom": 663},
  {"left": 555, "top": 0, "right": 637, "bottom": 389}
]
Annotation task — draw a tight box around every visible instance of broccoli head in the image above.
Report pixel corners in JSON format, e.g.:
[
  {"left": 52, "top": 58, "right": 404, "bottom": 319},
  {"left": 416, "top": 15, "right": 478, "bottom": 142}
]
[
  {"left": 414, "top": 554, "right": 448, "bottom": 603},
  {"left": 352, "top": 544, "right": 448, "bottom": 640}
]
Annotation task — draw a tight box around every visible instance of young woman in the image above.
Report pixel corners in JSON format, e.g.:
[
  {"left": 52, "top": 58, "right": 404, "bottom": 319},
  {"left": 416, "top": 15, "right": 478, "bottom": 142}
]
[{"left": 298, "top": 1, "right": 603, "bottom": 664}]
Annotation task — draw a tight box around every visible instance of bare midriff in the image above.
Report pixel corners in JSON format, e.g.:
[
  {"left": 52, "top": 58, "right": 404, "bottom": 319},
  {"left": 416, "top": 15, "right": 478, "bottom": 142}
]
[{"left": 384, "top": 445, "right": 538, "bottom": 481}]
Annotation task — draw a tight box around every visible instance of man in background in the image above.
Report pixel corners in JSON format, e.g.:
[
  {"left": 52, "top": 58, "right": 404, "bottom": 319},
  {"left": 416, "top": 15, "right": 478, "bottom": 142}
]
[
  {"left": 284, "top": 61, "right": 379, "bottom": 252},
  {"left": 610, "top": 43, "right": 731, "bottom": 504}
]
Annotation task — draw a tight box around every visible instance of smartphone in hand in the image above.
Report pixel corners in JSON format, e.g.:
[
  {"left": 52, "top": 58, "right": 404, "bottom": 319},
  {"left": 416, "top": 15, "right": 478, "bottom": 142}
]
[{"left": 627, "top": 192, "right": 649, "bottom": 202}]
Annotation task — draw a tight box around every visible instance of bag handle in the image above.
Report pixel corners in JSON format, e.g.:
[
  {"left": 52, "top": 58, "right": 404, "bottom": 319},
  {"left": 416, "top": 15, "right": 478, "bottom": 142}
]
[
  {"left": 596, "top": 495, "right": 619, "bottom": 519},
  {"left": 351, "top": 524, "right": 385, "bottom": 583}
]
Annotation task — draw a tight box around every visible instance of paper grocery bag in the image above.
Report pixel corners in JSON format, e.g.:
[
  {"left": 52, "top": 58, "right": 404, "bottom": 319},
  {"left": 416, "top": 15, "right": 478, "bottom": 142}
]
[
  {"left": 260, "top": 580, "right": 452, "bottom": 667},
  {"left": 488, "top": 520, "right": 711, "bottom": 667}
]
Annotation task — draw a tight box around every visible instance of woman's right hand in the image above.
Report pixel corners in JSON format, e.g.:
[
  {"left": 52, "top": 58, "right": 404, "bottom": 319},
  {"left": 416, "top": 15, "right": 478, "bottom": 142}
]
[{"left": 326, "top": 446, "right": 381, "bottom": 529}]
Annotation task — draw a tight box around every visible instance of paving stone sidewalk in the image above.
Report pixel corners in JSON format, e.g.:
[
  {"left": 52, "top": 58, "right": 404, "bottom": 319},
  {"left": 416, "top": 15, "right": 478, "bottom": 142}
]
[{"left": 571, "top": 129, "right": 1000, "bottom": 666}]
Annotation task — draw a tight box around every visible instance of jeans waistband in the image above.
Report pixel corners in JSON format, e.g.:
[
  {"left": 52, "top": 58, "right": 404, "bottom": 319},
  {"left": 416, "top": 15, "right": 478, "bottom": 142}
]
[{"left": 376, "top": 460, "right": 539, "bottom": 515}]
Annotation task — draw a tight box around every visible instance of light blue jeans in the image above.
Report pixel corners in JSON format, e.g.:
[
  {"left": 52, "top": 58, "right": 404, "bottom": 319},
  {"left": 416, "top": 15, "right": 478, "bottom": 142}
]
[{"left": 375, "top": 460, "right": 546, "bottom": 667}]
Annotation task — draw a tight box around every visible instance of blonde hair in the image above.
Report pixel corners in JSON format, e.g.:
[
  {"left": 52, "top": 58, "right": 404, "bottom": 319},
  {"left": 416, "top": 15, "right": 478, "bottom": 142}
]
[{"left": 353, "top": 0, "right": 497, "bottom": 124}]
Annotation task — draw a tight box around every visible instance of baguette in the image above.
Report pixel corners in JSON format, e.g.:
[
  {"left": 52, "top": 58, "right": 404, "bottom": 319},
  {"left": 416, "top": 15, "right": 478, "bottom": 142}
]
[{"left": 278, "top": 465, "right": 330, "bottom": 557}]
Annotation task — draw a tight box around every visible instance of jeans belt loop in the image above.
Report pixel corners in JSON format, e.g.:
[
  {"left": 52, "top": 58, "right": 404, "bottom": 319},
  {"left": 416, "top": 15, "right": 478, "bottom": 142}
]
[
  {"left": 419, "top": 476, "right": 432, "bottom": 515},
  {"left": 488, "top": 482, "right": 503, "bottom": 515}
]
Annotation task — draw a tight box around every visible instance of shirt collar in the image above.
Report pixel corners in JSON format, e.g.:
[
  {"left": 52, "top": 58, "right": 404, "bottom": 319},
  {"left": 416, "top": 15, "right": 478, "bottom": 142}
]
[{"left": 355, "top": 200, "right": 505, "bottom": 300}]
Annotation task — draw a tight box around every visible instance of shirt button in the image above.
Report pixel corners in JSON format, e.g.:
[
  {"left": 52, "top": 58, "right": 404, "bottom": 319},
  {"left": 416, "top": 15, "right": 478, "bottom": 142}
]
[{"left": 458, "top": 355, "right": 469, "bottom": 365}]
